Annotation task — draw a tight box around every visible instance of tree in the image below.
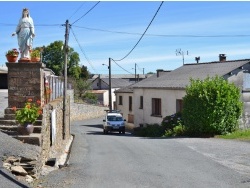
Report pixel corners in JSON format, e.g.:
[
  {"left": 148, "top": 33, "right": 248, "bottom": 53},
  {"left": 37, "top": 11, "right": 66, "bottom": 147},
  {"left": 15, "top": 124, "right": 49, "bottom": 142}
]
[
  {"left": 182, "top": 76, "right": 243, "bottom": 136},
  {"left": 42, "top": 41, "right": 64, "bottom": 76},
  {"left": 80, "top": 65, "right": 90, "bottom": 80},
  {"left": 42, "top": 40, "right": 86, "bottom": 79}
]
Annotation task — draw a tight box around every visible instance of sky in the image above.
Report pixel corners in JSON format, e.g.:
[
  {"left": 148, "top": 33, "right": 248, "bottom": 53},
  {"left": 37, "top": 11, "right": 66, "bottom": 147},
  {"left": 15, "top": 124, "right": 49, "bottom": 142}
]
[{"left": 1, "top": 1, "right": 250, "bottom": 75}]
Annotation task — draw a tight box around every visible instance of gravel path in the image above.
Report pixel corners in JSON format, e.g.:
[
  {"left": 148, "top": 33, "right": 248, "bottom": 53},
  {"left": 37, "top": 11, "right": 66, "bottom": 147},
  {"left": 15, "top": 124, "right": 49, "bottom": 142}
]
[{"left": 0, "top": 131, "right": 41, "bottom": 188}]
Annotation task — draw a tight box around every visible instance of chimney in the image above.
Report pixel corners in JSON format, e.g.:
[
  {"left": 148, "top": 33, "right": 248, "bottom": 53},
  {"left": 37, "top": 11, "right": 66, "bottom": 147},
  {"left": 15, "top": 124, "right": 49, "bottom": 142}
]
[
  {"left": 156, "top": 69, "right": 163, "bottom": 77},
  {"left": 219, "top": 54, "right": 226, "bottom": 62},
  {"left": 195, "top": 56, "right": 200, "bottom": 63}
]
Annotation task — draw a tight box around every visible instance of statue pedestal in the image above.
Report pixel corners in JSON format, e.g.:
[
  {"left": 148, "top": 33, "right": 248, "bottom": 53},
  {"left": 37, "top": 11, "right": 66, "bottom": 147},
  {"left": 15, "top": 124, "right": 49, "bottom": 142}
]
[{"left": 6, "top": 62, "right": 45, "bottom": 108}]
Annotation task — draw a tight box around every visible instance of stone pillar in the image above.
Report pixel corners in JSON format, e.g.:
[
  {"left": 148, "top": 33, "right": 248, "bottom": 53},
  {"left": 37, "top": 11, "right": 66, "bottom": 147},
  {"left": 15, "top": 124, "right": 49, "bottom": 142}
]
[{"left": 6, "top": 62, "right": 45, "bottom": 109}]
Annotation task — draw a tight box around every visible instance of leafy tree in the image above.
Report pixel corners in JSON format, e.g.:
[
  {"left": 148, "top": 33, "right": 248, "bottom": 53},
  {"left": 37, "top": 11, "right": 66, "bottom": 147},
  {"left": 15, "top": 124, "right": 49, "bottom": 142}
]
[
  {"left": 69, "top": 77, "right": 91, "bottom": 99},
  {"left": 42, "top": 40, "right": 87, "bottom": 79},
  {"left": 68, "top": 51, "right": 81, "bottom": 79},
  {"left": 80, "top": 65, "right": 90, "bottom": 80},
  {"left": 182, "top": 76, "right": 243, "bottom": 136},
  {"left": 42, "top": 41, "right": 64, "bottom": 76}
]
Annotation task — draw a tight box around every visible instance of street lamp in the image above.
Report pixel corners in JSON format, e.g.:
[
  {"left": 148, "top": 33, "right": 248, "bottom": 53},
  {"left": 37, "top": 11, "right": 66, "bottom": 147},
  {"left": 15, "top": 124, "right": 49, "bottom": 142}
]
[{"left": 102, "top": 58, "right": 112, "bottom": 111}]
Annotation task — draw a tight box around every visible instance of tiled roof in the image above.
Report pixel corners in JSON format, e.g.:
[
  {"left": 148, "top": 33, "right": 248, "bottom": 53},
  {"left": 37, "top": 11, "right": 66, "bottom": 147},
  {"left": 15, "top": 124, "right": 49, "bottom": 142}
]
[
  {"left": 91, "top": 74, "right": 152, "bottom": 79},
  {"left": 102, "top": 78, "right": 131, "bottom": 88},
  {"left": 114, "top": 84, "right": 134, "bottom": 93},
  {"left": 133, "top": 59, "right": 250, "bottom": 89}
]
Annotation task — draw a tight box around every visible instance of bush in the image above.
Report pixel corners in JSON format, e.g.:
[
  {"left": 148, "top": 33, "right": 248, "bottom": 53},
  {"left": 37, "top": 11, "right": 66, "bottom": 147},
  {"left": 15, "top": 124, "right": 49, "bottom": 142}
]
[
  {"left": 161, "top": 112, "right": 186, "bottom": 137},
  {"left": 165, "top": 125, "right": 186, "bottom": 137},
  {"left": 133, "top": 124, "right": 165, "bottom": 137},
  {"left": 161, "top": 112, "right": 183, "bottom": 130},
  {"left": 83, "top": 92, "right": 97, "bottom": 104},
  {"left": 182, "top": 76, "right": 243, "bottom": 136}
]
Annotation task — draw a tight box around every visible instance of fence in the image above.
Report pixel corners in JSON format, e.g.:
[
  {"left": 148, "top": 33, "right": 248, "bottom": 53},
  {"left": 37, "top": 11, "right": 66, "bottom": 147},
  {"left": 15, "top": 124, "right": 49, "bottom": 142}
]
[{"left": 44, "top": 75, "right": 64, "bottom": 103}]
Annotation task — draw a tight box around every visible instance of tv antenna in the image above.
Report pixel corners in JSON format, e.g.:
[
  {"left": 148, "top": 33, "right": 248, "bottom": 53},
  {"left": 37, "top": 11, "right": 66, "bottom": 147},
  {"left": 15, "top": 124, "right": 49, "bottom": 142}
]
[{"left": 176, "top": 48, "right": 189, "bottom": 65}]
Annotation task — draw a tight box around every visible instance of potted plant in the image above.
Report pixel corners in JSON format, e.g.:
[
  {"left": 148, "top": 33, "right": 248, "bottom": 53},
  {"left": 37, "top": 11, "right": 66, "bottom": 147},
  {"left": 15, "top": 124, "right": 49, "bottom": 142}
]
[
  {"left": 5, "top": 48, "right": 19, "bottom": 62},
  {"left": 12, "top": 98, "right": 43, "bottom": 135},
  {"left": 30, "top": 49, "right": 41, "bottom": 62}
]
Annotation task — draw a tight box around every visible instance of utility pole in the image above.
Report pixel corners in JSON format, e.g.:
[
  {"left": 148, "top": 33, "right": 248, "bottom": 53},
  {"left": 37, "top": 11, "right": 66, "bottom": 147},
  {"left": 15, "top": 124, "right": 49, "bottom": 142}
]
[
  {"left": 63, "top": 20, "right": 70, "bottom": 139},
  {"left": 135, "top": 63, "right": 137, "bottom": 83},
  {"left": 108, "top": 58, "right": 112, "bottom": 111}
]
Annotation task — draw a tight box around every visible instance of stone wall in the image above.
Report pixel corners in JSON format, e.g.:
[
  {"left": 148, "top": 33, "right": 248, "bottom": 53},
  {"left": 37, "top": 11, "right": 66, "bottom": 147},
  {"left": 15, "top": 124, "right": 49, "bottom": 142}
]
[
  {"left": 70, "top": 103, "right": 108, "bottom": 121},
  {"left": 67, "top": 89, "right": 108, "bottom": 121},
  {"left": 36, "top": 96, "right": 71, "bottom": 175}
]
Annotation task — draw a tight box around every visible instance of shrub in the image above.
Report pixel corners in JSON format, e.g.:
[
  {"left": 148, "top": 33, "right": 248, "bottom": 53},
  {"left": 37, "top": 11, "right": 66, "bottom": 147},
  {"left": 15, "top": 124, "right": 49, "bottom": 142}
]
[
  {"left": 161, "top": 112, "right": 183, "bottom": 130},
  {"left": 162, "top": 112, "right": 186, "bottom": 137},
  {"left": 165, "top": 125, "right": 186, "bottom": 137},
  {"left": 182, "top": 76, "right": 243, "bottom": 136},
  {"left": 133, "top": 124, "right": 165, "bottom": 137}
]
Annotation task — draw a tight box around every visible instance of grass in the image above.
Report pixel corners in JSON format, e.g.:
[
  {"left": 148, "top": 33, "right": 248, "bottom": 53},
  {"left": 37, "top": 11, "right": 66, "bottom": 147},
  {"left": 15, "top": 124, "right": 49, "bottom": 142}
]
[{"left": 216, "top": 129, "right": 250, "bottom": 141}]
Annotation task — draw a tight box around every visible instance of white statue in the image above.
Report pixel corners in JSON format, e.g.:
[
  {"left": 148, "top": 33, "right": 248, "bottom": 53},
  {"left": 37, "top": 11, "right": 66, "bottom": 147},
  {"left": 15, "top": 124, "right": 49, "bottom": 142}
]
[{"left": 12, "top": 8, "right": 35, "bottom": 60}]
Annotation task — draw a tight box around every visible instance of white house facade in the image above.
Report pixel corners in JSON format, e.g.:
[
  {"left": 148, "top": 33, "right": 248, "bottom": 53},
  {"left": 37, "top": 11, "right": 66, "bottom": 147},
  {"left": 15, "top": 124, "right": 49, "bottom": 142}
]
[{"left": 115, "top": 56, "right": 250, "bottom": 129}]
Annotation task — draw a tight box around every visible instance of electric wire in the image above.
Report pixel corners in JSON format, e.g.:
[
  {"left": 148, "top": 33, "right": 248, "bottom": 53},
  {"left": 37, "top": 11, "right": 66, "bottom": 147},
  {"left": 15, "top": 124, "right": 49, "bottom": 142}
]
[
  {"left": 113, "top": 1, "right": 164, "bottom": 62},
  {"left": 68, "top": 2, "right": 86, "bottom": 20},
  {"left": 0, "top": 23, "right": 62, "bottom": 27},
  {"left": 71, "top": 1, "right": 100, "bottom": 25},
  {"left": 136, "top": 64, "right": 144, "bottom": 73},
  {"left": 72, "top": 25, "right": 250, "bottom": 38},
  {"left": 111, "top": 58, "right": 133, "bottom": 74},
  {"left": 2, "top": 22, "right": 250, "bottom": 38},
  {"left": 71, "top": 27, "right": 97, "bottom": 74}
]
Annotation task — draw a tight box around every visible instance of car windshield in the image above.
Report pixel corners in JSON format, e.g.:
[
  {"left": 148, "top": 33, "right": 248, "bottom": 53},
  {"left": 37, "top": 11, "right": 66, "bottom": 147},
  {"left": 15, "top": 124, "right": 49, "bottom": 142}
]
[{"left": 107, "top": 116, "right": 123, "bottom": 121}]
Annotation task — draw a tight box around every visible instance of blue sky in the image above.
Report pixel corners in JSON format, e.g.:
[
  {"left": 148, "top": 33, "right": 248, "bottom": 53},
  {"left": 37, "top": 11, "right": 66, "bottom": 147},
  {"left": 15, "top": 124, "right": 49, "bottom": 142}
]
[{"left": 1, "top": 1, "right": 250, "bottom": 75}]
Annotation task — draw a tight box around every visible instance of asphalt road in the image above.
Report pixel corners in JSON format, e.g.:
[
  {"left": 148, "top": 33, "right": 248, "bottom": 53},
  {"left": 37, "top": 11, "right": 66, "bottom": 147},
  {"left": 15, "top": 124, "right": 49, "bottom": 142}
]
[{"left": 39, "top": 117, "right": 250, "bottom": 188}]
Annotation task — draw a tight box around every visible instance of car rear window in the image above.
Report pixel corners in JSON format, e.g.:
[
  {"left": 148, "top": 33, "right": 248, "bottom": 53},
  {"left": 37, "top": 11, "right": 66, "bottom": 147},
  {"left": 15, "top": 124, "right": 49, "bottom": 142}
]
[{"left": 107, "top": 116, "right": 123, "bottom": 121}]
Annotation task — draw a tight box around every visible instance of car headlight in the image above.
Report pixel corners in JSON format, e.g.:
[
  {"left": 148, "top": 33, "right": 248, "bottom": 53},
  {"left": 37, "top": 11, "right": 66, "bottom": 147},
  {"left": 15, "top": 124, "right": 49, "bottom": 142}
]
[
  {"left": 107, "top": 122, "right": 111, "bottom": 126},
  {"left": 121, "top": 123, "right": 125, "bottom": 126}
]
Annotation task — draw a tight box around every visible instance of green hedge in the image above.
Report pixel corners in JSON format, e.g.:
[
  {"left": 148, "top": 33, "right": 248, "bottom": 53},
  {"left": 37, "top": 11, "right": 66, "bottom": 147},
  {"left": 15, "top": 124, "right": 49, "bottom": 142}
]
[{"left": 182, "top": 76, "right": 243, "bottom": 136}]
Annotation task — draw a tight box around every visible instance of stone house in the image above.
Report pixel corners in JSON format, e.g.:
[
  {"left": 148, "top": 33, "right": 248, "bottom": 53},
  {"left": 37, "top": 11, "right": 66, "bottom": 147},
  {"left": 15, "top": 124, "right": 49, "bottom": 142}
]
[{"left": 115, "top": 55, "right": 250, "bottom": 128}]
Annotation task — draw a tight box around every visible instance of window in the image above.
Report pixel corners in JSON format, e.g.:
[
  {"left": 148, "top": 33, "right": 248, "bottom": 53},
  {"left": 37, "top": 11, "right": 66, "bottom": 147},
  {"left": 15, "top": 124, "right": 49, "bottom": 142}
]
[
  {"left": 129, "top": 96, "right": 132, "bottom": 111},
  {"left": 152, "top": 98, "right": 161, "bottom": 116},
  {"left": 119, "top": 96, "right": 123, "bottom": 105},
  {"left": 139, "top": 96, "right": 143, "bottom": 109},
  {"left": 176, "top": 99, "right": 183, "bottom": 113}
]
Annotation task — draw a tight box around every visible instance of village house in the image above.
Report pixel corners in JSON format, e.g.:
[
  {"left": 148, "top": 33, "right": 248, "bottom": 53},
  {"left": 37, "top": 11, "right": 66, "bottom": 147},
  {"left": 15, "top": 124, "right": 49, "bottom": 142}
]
[
  {"left": 115, "top": 54, "right": 250, "bottom": 129},
  {"left": 89, "top": 76, "right": 131, "bottom": 107}
]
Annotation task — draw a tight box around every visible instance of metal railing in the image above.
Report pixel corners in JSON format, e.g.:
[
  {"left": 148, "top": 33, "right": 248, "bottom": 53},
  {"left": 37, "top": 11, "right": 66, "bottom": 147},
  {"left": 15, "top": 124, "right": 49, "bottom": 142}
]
[{"left": 44, "top": 75, "right": 64, "bottom": 103}]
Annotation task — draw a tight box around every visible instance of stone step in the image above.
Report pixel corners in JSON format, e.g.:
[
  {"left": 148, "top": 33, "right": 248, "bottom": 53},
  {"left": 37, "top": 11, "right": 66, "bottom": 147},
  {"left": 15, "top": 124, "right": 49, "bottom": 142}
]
[
  {"left": 0, "top": 125, "right": 42, "bottom": 134},
  {"left": 0, "top": 120, "right": 42, "bottom": 126},
  {"left": 12, "top": 133, "right": 41, "bottom": 146}
]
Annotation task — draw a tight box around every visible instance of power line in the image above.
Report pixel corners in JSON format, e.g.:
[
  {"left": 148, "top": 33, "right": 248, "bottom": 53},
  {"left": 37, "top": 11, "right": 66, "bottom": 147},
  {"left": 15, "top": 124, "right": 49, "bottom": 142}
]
[
  {"left": 72, "top": 25, "right": 250, "bottom": 38},
  {"left": 68, "top": 2, "right": 86, "bottom": 20},
  {"left": 71, "top": 27, "right": 97, "bottom": 74},
  {"left": 113, "top": 1, "right": 164, "bottom": 62},
  {"left": 71, "top": 1, "right": 100, "bottom": 25},
  {"left": 111, "top": 59, "right": 133, "bottom": 74},
  {"left": 0, "top": 23, "right": 62, "bottom": 27}
]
